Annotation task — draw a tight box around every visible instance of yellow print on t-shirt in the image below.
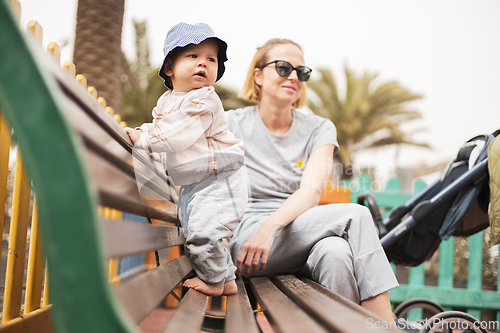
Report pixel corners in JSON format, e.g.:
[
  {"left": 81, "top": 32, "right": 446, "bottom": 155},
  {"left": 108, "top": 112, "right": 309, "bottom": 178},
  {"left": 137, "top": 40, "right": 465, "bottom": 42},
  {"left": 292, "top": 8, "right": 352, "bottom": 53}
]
[{"left": 297, "top": 160, "right": 303, "bottom": 170}]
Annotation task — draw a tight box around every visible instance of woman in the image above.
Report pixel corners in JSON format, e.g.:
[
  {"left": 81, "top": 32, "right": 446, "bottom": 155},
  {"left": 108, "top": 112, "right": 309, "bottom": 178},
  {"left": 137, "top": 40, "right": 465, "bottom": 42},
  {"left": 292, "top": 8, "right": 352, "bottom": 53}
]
[{"left": 225, "top": 38, "right": 398, "bottom": 322}]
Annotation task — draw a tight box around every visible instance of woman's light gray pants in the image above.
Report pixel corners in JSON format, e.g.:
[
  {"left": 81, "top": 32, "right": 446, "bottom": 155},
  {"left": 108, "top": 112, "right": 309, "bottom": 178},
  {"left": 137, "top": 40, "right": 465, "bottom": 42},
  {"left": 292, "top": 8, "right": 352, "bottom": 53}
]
[{"left": 229, "top": 203, "right": 399, "bottom": 303}]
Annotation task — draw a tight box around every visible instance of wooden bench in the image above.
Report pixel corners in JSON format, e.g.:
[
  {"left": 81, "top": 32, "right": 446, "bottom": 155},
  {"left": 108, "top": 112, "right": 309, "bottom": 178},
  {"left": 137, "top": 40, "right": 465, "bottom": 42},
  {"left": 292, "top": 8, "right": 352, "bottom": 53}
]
[{"left": 0, "top": 2, "right": 400, "bottom": 332}]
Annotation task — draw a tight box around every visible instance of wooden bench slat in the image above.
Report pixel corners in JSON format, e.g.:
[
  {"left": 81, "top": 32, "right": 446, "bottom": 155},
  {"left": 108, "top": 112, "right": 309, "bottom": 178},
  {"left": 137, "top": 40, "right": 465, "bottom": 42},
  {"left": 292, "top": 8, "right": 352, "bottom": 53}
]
[
  {"left": 116, "top": 255, "right": 192, "bottom": 325},
  {"left": 274, "top": 275, "right": 398, "bottom": 333},
  {"left": 160, "top": 289, "right": 209, "bottom": 333},
  {"left": 300, "top": 277, "right": 386, "bottom": 320},
  {"left": 55, "top": 77, "right": 175, "bottom": 197},
  {"left": 225, "top": 277, "right": 260, "bottom": 333},
  {"left": 102, "top": 219, "right": 183, "bottom": 258},
  {"left": 250, "top": 276, "right": 329, "bottom": 333},
  {"left": 57, "top": 92, "right": 176, "bottom": 200},
  {"left": 98, "top": 191, "right": 176, "bottom": 222},
  {"left": 49, "top": 60, "right": 134, "bottom": 151},
  {"left": 101, "top": 198, "right": 175, "bottom": 228},
  {"left": 48, "top": 74, "right": 179, "bottom": 219},
  {"left": 81, "top": 135, "right": 177, "bottom": 203},
  {"left": 55, "top": 90, "right": 130, "bottom": 163},
  {"left": 55, "top": 81, "right": 167, "bottom": 194},
  {"left": 84, "top": 147, "right": 177, "bottom": 221},
  {"left": 48, "top": 59, "right": 178, "bottom": 206}
]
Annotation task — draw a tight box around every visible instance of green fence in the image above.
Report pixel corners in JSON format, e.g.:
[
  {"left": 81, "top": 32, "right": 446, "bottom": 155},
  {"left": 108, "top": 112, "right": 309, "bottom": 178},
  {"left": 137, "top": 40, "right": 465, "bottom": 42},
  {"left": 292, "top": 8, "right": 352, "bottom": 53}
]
[{"left": 344, "top": 174, "right": 500, "bottom": 323}]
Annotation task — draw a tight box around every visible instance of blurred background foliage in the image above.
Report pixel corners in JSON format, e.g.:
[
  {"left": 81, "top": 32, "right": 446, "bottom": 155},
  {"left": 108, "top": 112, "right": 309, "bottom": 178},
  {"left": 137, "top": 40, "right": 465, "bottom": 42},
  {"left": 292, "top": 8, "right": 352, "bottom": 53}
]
[{"left": 307, "top": 67, "right": 430, "bottom": 179}]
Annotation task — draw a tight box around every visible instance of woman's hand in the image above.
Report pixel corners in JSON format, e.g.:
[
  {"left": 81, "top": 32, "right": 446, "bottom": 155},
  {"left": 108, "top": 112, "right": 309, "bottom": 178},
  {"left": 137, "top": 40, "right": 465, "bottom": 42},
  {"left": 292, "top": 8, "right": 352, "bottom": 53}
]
[
  {"left": 236, "top": 224, "right": 277, "bottom": 276},
  {"left": 124, "top": 127, "right": 142, "bottom": 145},
  {"left": 235, "top": 145, "right": 335, "bottom": 277}
]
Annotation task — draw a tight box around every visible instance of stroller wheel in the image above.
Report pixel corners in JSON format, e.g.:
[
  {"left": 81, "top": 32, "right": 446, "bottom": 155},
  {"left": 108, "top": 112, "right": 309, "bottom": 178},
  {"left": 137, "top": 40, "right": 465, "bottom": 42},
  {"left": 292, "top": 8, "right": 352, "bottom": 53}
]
[
  {"left": 419, "top": 311, "right": 488, "bottom": 333},
  {"left": 394, "top": 298, "right": 445, "bottom": 320}
]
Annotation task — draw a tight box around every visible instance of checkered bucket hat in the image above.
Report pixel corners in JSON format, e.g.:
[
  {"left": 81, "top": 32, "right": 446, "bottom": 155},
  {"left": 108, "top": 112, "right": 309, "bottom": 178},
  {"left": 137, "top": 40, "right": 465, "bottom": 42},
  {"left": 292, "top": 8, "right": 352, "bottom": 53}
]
[{"left": 159, "top": 22, "right": 228, "bottom": 89}]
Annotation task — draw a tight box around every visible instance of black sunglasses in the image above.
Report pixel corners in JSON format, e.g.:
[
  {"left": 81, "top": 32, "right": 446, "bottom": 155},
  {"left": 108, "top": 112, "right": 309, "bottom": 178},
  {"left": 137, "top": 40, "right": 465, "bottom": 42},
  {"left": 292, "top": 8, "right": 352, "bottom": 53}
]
[{"left": 260, "top": 60, "right": 312, "bottom": 82}]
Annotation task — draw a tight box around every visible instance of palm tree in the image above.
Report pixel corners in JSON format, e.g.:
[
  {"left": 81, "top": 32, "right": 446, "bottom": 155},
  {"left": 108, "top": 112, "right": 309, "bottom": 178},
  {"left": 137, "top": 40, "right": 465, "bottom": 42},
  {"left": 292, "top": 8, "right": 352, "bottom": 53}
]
[
  {"left": 131, "top": 20, "right": 151, "bottom": 90},
  {"left": 121, "top": 20, "right": 166, "bottom": 127},
  {"left": 73, "top": 0, "right": 125, "bottom": 113},
  {"left": 307, "top": 67, "right": 429, "bottom": 179},
  {"left": 121, "top": 64, "right": 167, "bottom": 127}
]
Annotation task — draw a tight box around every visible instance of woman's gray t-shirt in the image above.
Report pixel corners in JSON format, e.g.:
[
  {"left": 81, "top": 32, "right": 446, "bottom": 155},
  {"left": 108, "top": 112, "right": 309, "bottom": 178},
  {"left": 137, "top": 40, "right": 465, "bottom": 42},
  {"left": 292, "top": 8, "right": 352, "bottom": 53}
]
[{"left": 225, "top": 106, "right": 338, "bottom": 214}]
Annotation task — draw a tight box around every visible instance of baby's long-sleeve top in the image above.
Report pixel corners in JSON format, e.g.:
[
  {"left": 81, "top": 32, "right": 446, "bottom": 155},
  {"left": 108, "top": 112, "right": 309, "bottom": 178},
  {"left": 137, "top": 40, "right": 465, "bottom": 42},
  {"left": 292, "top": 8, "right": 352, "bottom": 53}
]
[{"left": 137, "top": 86, "right": 244, "bottom": 185}]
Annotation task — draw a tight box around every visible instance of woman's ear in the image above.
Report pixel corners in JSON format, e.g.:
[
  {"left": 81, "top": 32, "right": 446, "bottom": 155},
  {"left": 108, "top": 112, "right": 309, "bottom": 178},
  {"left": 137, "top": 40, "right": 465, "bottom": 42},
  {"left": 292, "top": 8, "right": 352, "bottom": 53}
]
[
  {"left": 164, "top": 59, "right": 174, "bottom": 77},
  {"left": 254, "top": 68, "right": 263, "bottom": 86}
]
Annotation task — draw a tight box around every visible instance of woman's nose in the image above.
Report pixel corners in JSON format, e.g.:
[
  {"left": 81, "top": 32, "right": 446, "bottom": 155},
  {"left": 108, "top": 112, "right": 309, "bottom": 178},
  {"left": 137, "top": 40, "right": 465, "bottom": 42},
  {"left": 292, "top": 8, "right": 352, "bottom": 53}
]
[{"left": 288, "top": 69, "right": 299, "bottom": 80}]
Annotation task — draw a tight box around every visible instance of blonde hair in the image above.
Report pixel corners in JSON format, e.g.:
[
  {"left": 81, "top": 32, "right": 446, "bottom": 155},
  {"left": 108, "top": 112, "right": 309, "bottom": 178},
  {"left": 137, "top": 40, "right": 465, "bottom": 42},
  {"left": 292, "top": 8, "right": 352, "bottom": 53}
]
[{"left": 240, "top": 38, "right": 307, "bottom": 109}]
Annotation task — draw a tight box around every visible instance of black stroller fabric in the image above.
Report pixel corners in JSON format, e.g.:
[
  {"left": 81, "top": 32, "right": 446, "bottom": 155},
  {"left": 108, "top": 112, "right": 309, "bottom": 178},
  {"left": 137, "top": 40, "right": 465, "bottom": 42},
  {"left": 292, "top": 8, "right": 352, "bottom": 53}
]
[
  {"left": 439, "top": 138, "right": 491, "bottom": 240},
  {"left": 383, "top": 134, "right": 494, "bottom": 266},
  {"left": 384, "top": 164, "right": 466, "bottom": 266}
]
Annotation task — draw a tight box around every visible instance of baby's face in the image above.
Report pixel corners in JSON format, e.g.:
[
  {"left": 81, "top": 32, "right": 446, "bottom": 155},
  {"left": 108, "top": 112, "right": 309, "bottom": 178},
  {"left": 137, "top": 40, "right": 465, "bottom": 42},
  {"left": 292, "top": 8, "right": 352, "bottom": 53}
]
[{"left": 167, "top": 40, "right": 219, "bottom": 92}]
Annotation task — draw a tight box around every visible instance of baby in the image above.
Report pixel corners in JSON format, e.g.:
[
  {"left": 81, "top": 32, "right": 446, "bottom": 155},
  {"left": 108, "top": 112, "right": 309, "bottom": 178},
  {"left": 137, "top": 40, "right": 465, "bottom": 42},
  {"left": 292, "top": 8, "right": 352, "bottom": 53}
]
[{"left": 125, "top": 22, "right": 247, "bottom": 296}]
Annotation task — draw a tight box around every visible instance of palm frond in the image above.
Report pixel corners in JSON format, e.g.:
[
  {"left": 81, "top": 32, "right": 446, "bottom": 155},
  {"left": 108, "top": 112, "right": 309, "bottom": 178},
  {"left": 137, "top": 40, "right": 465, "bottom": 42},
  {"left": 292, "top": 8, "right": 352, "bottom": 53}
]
[{"left": 307, "top": 66, "right": 428, "bottom": 178}]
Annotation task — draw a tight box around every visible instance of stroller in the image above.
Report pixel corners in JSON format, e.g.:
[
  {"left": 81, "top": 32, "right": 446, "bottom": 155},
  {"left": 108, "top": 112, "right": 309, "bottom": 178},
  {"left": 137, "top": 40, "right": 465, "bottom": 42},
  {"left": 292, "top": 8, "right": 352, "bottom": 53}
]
[{"left": 358, "top": 130, "right": 499, "bottom": 333}]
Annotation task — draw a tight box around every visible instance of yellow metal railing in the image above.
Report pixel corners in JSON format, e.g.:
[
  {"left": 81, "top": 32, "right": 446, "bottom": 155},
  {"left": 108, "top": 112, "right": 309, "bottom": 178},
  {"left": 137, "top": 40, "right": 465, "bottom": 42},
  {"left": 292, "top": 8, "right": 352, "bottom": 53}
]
[
  {"left": 0, "top": 114, "right": 10, "bottom": 260},
  {"left": 3, "top": 153, "right": 32, "bottom": 323},
  {"left": 25, "top": 198, "right": 45, "bottom": 314},
  {"left": 102, "top": 207, "right": 122, "bottom": 286},
  {"left": 1, "top": 6, "right": 51, "bottom": 329},
  {"left": 0, "top": 0, "right": 129, "bottom": 331}
]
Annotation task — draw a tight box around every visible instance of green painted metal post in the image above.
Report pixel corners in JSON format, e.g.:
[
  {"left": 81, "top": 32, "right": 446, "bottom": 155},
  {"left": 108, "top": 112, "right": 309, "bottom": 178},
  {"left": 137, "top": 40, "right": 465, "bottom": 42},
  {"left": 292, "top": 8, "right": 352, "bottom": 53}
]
[
  {"left": 385, "top": 177, "right": 401, "bottom": 192},
  {"left": 349, "top": 174, "right": 372, "bottom": 203},
  {"left": 413, "top": 180, "right": 427, "bottom": 193},
  {"left": 358, "top": 174, "right": 372, "bottom": 193},
  {"left": 438, "top": 238, "right": 455, "bottom": 311},
  {"left": 467, "top": 231, "right": 483, "bottom": 319},
  {"left": 407, "top": 265, "right": 425, "bottom": 321}
]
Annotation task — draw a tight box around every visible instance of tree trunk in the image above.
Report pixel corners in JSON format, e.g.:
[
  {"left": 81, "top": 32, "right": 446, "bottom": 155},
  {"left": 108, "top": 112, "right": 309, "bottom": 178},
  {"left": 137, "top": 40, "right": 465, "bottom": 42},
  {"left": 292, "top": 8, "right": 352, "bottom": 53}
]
[{"left": 73, "top": 0, "right": 125, "bottom": 113}]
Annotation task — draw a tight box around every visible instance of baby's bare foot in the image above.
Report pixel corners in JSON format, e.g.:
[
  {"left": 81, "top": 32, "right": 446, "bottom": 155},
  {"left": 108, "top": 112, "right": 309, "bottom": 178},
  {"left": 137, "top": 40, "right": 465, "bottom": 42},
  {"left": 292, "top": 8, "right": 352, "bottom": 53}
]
[
  {"left": 222, "top": 279, "right": 238, "bottom": 296},
  {"left": 183, "top": 277, "right": 224, "bottom": 296}
]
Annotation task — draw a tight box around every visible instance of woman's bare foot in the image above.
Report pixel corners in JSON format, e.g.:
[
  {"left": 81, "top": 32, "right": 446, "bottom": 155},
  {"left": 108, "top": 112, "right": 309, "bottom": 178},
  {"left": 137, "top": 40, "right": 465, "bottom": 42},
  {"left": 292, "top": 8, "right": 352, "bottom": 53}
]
[
  {"left": 222, "top": 279, "right": 238, "bottom": 296},
  {"left": 183, "top": 277, "right": 224, "bottom": 296}
]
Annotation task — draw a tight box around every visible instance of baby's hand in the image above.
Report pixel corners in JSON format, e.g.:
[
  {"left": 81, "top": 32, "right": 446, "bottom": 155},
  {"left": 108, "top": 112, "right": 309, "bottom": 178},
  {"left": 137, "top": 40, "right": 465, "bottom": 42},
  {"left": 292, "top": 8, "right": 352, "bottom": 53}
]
[{"left": 124, "top": 127, "right": 142, "bottom": 145}]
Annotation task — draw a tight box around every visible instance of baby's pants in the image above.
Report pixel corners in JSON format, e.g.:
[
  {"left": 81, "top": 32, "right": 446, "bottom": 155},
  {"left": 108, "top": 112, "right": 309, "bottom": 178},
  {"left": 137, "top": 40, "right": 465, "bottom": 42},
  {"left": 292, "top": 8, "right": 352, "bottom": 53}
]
[
  {"left": 229, "top": 203, "right": 399, "bottom": 303},
  {"left": 179, "top": 167, "right": 248, "bottom": 285}
]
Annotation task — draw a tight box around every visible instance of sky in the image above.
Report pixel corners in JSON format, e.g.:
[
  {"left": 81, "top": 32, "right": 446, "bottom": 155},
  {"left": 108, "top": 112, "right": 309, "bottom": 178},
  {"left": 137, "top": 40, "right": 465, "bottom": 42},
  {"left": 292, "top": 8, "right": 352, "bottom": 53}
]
[{"left": 16, "top": 0, "right": 500, "bottom": 184}]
